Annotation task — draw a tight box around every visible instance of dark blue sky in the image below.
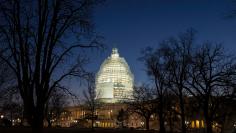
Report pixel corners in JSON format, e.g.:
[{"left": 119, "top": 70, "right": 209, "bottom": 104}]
[
  {"left": 91, "top": 0, "right": 236, "bottom": 83},
  {"left": 70, "top": 0, "right": 236, "bottom": 95}
]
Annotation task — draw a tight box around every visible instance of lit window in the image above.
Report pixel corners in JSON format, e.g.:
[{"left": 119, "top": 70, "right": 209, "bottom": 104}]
[
  {"left": 196, "top": 120, "right": 200, "bottom": 128},
  {"left": 191, "top": 121, "right": 195, "bottom": 128},
  {"left": 201, "top": 120, "right": 204, "bottom": 128}
]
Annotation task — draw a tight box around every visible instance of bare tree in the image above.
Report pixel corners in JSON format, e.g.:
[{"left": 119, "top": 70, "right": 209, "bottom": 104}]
[
  {"left": 45, "top": 88, "right": 68, "bottom": 127},
  {"left": 140, "top": 47, "right": 170, "bottom": 133},
  {"left": 164, "top": 92, "right": 179, "bottom": 133},
  {"left": 160, "top": 29, "right": 195, "bottom": 133},
  {"left": 126, "top": 85, "right": 157, "bottom": 130},
  {"left": 186, "top": 44, "right": 236, "bottom": 133},
  {"left": 0, "top": 58, "right": 16, "bottom": 103},
  {"left": 83, "top": 74, "right": 101, "bottom": 130},
  {"left": 0, "top": 59, "right": 22, "bottom": 126},
  {"left": 1, "top": 88, "right": 23, "bottom": 126},
  {"left": 141, "top": 30, "right": 236, "bottom": 133},
  {"left": 0, "top": 0, "right": 104, "bottom": 131},
  {"left": 116, "top": 108, "right": 128, "bottom": 128},
  {"left": 214, "top": 96, "right": 236, "bottom": 132}
]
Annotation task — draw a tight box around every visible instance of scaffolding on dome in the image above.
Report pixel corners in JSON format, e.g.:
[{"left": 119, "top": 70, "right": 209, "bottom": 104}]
[{"left": 95, "top": 48, "right": 134, "bottom": 103}]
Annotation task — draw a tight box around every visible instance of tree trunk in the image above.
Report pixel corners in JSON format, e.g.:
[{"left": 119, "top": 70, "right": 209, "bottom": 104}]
[
  {"left": 145, "top": 117, "right": 150, "bottom": 130},
  {"left": 91, "top": 111, "right": 95, "bottom": 130},
  {"left": 169, "top": 112, "right": 173, "bottom": 133},
  {"left": 45, "top": 104, "right": 51, "bottom": 128},
  {"left": 91, "top": 118, "right": 94, "bottom": 130},
  {"left": 158, "top": 98, "right": 166, "bottom": 133},
  {"left": 179, "top": 91, "right": 186, "bottom": 133},
  {"left": 206, "top": 118, "right": 213, "bottom": 133},
  {"left": 48, "top": 120, "right": 52, "bottom": 128},
  {"left": 32, "top": 103, "right": 45, "bottom": 133},
  {"left": 46, "top": 116, "right": 52, "bottom": 128},
  {"left": 23, "top": 100, "right": 34, "bottom": 126},
  {"left": 204, "top": 103, "right": 213, "bottom": 133},
  {"left": 10, "top": 111, "right": 13, "bottom": 126},
  {"left": 159, "top": 113, "right": 166, "bottom": 133}
]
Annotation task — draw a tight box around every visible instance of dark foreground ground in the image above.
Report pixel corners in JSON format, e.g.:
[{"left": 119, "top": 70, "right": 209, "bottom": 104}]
[{"left": 0, "top": 127, "right": 157, "bottom": 133}]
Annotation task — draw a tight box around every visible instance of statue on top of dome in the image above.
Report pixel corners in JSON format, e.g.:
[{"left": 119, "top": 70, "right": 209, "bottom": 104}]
[{"left": 111, "top": 48, "right": 119, "bottom": 58}]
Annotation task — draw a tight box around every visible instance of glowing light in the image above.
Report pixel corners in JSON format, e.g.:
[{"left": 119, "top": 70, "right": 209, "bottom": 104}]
[
  {"left": 140, "top": 122, "right": 144, "bottom": 126},
  {"left": 185, "top": 121, "right": 189, "bottom": 125},
  {"left": 17, "top": 118, "right": 21, "bottom": 122},
  {"left": 201, "top": 120, "right": 204, "bottom": 128},
  {"left": 191, "top": 121, "right": 195, "bottom": 128},
  {"left": 196, "top": 120, "right": 200, "bottom": 128},
  {"left": 151, "top": 115, "right": 154, "bottom": 119},
  {"left": 0, "top": 115, "right": 4, "bottom": 119}
]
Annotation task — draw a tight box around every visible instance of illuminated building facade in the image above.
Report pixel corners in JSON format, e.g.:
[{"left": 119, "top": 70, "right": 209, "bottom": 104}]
[
  {"left": 95, "top": 48, "right": 134, "bottom": 103},
  {"left": 56, "top": 103, "right": 146, "bottom": 128}
]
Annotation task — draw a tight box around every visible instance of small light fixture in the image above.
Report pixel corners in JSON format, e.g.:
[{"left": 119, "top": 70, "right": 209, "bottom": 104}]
[{"left": 140, "top": 121, "right": 144, "bottom": 126}]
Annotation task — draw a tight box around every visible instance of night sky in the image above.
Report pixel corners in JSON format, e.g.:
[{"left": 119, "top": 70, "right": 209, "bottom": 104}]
[{"left": 70, "top": 0, "right": 236, "bottom": 95}]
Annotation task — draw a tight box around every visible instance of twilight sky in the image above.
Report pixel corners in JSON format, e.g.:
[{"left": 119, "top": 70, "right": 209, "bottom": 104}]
[{"left": 69, "top": 0, "right": 236, "bottom": 95}]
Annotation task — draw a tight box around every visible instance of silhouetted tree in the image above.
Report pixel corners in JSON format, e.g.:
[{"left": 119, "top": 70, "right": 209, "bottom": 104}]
[
  {"left": 0, "top": 58, "right": 16, "bottom": 104},
  {"left": 126, "top": 85, "right": 157, "bottom": 130},
  {"left": 45, "top": 88, "right": 68, "bottom": 127},
  {"left": 0, "top": 0, "right": 104, "bottom": 131},
  {"left": 0, "top": 60, "right": 22, "bottom": 125},
  {"left": 83, "top": 74, "right": 101, "bottom": 130},
  {"left": 187, "top": 44, "right": 236, "bottom": 133},
  {"left": 214, "top": 96, "right": 236, "bottom": 132},
  {"left": 163, "top": 91, "right": 179, "bottom": 133},
  {"left": 116, "top": 108, "right": 128, "bottom": 128},
  {"left": 140, "top": 47, "right": 170, "bottom": 133},
  {"left": 1, "top": 102, "right": 22, "bottom": 126},
  {"left": 160, "top": 29, "right": 195, "bottom": 133},
  {"left": 1, "top": 89, "right": 23, "bottom": 126}
]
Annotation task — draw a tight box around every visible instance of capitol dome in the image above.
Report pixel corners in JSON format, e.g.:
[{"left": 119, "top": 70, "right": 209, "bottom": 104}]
[{"left": 96, "top": 48, "right": 134, "bottom": 103}]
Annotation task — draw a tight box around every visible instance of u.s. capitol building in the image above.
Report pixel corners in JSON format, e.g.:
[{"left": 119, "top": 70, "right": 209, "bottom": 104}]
[
  {"left": 96, "top": 48, "right": 134, "bottom": 103},
  {"left": 50, "top": 48, "right": 142, "bottom": 128}
]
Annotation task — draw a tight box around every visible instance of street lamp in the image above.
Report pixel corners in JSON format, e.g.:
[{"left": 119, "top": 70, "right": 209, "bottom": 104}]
[{"left": 140, "top": 121, "right": 144, "bottom": 127}]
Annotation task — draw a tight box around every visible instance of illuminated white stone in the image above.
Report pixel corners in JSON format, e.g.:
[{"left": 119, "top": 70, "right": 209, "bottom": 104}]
[{"left": 96, "top": 48, "right": 134, "bottom": 103}]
